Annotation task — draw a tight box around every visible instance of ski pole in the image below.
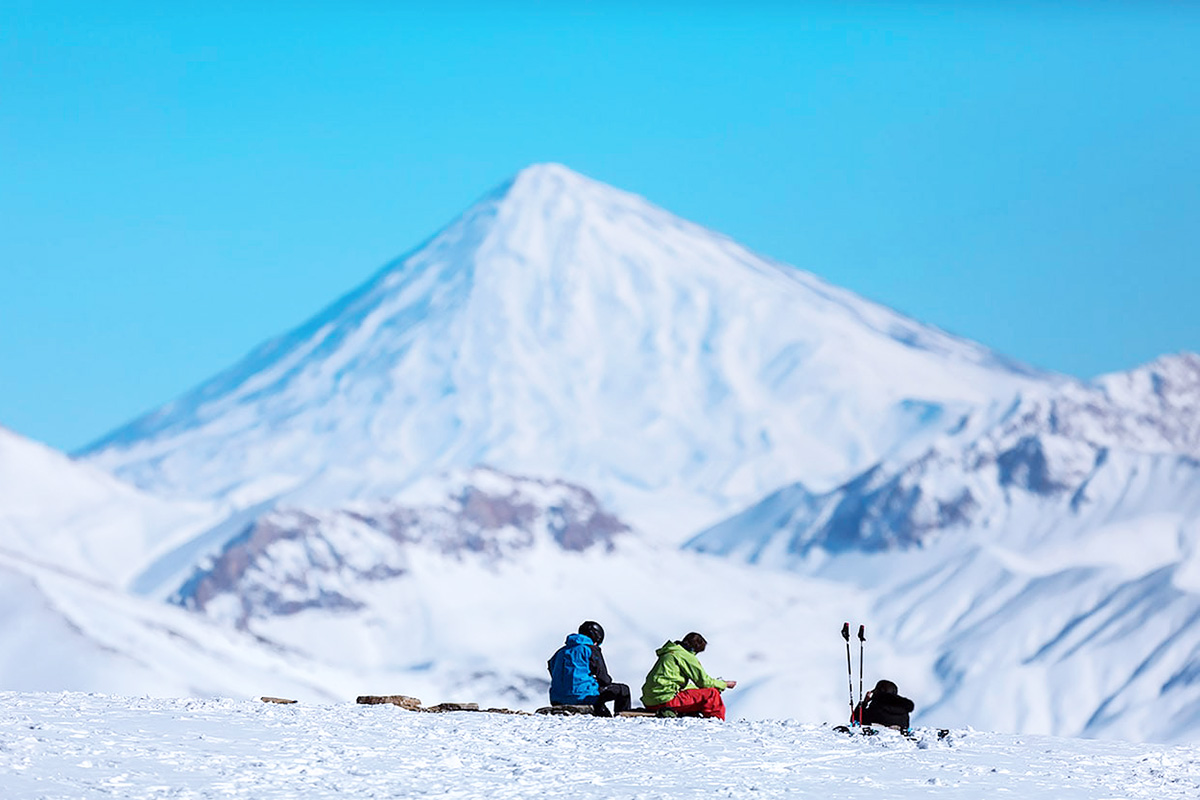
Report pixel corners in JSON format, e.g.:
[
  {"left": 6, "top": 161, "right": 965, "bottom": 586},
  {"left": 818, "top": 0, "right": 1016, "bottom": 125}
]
[
  {"left": 857, "top": 624, "right": 866, "bottom": 724},
  {"left": 842, "top": 623, "right": 854, "bottom": 724}
]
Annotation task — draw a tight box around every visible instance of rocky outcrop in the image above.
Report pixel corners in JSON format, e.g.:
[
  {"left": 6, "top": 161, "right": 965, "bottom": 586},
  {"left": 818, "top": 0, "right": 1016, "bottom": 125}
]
[{"left": 173, "top": 467, "right": 630, "bottom": 626}]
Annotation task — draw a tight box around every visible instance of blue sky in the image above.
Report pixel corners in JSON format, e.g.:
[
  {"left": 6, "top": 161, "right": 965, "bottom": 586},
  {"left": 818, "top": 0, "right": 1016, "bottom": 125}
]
[{"left": 3, "top": 2, "right": 1198, "bottom": 452}]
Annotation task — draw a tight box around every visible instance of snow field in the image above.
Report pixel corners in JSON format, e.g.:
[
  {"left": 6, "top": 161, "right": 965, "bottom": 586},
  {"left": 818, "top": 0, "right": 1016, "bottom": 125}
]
[{"left": 3, "top": 693, "right": 1199, "bottom": 800}]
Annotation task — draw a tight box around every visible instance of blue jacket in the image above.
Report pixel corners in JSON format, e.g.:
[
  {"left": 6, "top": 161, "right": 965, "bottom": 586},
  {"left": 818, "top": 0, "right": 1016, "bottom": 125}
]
[{"left": 547, "top": 633, "right": 601, "bottom": 704}]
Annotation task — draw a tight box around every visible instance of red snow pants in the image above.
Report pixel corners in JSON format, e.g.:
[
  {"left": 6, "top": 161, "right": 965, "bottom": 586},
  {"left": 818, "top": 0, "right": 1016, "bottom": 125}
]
[{"left": 647, "top": 688, "right": 726, "bottom": 720}]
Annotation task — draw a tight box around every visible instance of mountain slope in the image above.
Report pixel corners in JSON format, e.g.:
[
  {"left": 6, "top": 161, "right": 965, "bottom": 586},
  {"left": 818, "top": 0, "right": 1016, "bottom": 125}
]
[
  {"left": 689, "top": 353, "right": 1200, "bottom": 560},
  {"left": 687, "top": 353, "right": 1200, "bottom": 741},
  {"left": 80, "top": 163, "right": 1056, "bottom": 542},
  {"left": 0, "top": 426, "right": 218, "bottom": 588},
  {"left": 0, "top": 547, "right": 348, "bottom": 701}
]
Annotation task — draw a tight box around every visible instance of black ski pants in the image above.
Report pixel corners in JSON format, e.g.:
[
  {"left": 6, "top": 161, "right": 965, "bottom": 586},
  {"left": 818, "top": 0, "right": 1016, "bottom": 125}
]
[{"left": 592, "top": 683, "right": 632, "bottom": 716}]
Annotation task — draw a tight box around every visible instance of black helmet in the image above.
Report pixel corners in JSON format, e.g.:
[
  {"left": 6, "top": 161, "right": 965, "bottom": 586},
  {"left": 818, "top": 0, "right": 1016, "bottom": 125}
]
[{"left": 578, "top": 620, "right": 605, "bottom": 645}]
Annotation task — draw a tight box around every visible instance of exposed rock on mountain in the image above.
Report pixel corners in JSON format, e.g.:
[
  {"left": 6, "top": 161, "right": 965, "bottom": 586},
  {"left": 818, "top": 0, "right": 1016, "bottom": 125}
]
[{"left": 174, "top": 468, "right": 628, "bottom": 627}]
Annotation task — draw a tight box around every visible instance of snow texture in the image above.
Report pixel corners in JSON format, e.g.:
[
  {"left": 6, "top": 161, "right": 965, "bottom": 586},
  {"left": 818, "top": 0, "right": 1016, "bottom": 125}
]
[{"left": 3, "top": 693, "right": 1200, "bottom": 800}]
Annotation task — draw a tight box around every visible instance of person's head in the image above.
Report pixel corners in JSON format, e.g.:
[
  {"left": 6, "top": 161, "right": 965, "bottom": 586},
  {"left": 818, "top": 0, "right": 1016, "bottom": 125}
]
[
  {"left": 873, "top": 679, "right": 898, "bottom": 696},
  {"left": 679, "top": 632, "right": 707, "bottom": 653},
  {"left": 578, "top": 620, "right": 605, "bottom": 645}
]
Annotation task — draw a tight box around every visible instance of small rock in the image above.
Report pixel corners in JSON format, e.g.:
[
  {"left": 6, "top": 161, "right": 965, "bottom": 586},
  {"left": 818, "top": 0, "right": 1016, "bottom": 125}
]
[{"left": 357, "top": 695, "right": 422, "bottom": 710}]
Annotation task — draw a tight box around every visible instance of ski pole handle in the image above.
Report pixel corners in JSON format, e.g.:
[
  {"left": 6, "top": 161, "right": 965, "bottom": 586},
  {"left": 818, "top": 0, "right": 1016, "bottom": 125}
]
[
  {"left": 858, "top": 625, "right": 866, "bottom": 642},
  {"left": 841, "top": 622, "right": 850, "bottom": 641}
]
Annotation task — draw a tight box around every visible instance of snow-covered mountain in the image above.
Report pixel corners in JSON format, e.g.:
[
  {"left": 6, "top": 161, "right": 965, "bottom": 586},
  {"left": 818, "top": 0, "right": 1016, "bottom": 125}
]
[
  {"left": 5, "top": 164, "right": 1198, "bottom": 743},
  {"left": 688, "top": 352, "right": 1200, "bottom": 742},
  {"left": 79, "top": 163, "right": 1053, "bottom": 543},
  {"left": 691, "top": 353, "right": 1200, "bottom": 559},
  {"left": 55, "top": 163, "right": 1060, "bottom": 724}
]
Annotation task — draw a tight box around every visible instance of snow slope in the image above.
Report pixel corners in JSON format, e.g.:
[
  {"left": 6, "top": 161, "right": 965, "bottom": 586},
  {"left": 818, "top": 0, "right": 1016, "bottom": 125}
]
[
  {"left": 0, "top": 548, "right": 347, "bottom": 701},
  {"left": 0, "top": 425, "right": 382, "bottom": 702},
  {"left": 3, "top": 693, "right": 1200, "bottom": 800},
  {"left": 0, "top": 426, "right": 219, "bottom": 588},
  {"left": 80, "top": 163, "right": 1054, "bottom": 542}
]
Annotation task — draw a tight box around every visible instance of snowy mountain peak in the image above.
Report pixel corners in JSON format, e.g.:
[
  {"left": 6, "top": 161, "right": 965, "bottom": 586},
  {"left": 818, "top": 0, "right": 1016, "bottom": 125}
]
[
  {"left": 501, "top": 162, "right": 654, "bottom": 214},
  {"left": 81, "top": 164, "right": 1054, "bottom": 540},
  {"left": 504, "top": 162, "right": 619, "bottom": 205}
]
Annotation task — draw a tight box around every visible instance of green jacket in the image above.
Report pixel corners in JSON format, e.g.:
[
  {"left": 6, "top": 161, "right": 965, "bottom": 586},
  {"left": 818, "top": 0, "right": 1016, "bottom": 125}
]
[{"left": 640, "top": 641, "right": 728, "bottom": 707}]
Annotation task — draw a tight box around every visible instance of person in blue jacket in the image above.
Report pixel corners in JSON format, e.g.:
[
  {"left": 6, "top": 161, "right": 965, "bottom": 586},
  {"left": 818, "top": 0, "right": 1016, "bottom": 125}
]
[{"left": 547, "top": 621, "right": 632, "bottom": 717}]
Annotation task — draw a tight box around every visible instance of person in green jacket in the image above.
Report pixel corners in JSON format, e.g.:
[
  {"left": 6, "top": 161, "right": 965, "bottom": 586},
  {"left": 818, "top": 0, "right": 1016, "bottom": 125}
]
[{"left": 640, "top": 632, "right": 737, "bottom": 720}]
